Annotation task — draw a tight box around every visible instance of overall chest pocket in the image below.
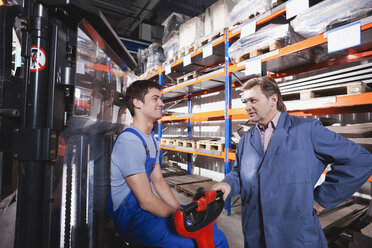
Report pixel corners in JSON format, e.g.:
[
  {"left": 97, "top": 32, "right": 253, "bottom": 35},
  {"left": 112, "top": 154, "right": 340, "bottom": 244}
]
[{"left": 276, "top": 150, "right": 310, "bottom": 184}]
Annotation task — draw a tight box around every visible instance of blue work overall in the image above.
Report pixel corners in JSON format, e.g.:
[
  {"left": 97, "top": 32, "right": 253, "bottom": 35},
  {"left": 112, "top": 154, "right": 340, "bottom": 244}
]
[
  {"left": 107, "top": 128, "right": 186, "bottom": 247},
  {"left": 107, "top": 128, "right": 228, "bottom": 247}
]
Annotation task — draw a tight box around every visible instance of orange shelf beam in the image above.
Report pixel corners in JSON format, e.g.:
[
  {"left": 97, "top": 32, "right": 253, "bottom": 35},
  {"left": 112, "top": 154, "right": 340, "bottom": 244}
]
[
  {"left": 161, "top": 92, "right": 372, "bottom": 122},
  {"left": 159, "top": 39, "right": 225, "bottom": 75},
  {"left": 228, "top": 7, "right": 286, "bottom": 39},
  {"left": 228, "top": 93, "right": 372, "bottom": 119},
  {"left": 163, "top": 70, "right": 225, "bottom": 94},
  {"left": 229, "top": 22, "right": 372, "bottom": 73},
  {"left": 227, "top": 152, "right": 236, "bottom": 161},
  {"left": 160, "top": 146, "right": 225, "bottom": 159},
  {"left": 160, "top": 110, "right": 225, "bottom": 123}
]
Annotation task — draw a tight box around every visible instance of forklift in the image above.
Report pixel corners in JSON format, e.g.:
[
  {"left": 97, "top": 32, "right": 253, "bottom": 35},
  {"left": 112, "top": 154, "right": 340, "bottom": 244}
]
[
  {"left": 0, "top": 0, "right": 136, "bottom": 247},
  {"left": 1, "top": 1, "right": 372, "bottom": 248}
]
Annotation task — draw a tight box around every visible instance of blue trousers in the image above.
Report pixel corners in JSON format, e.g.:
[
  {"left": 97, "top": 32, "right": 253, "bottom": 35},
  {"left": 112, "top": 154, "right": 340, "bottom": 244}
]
[{"left": 109, "top": 195, "right": 228, "bottom": 248}]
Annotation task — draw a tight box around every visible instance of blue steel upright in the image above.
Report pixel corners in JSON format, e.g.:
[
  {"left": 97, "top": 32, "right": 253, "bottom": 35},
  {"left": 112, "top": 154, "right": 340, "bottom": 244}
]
[
  {"left": 187, "top": 94, "right": 192, "bottom": 174},
  {"left": 224, "top": 29, "right": 232, "bottom": 216},
  {"left": 158, "top": 73, "right": 163, "bottom": 167}
]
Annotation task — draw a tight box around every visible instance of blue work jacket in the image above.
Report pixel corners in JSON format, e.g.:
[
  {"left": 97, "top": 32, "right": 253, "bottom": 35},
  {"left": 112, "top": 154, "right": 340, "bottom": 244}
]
[{"left": 223, "top": 112, "right": 372, "bottom": 248}]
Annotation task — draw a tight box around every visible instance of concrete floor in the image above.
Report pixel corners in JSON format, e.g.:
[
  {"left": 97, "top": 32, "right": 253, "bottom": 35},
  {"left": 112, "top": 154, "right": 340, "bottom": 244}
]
[{"left": 1, "top": 188, "right": 370, "bottom": 248}]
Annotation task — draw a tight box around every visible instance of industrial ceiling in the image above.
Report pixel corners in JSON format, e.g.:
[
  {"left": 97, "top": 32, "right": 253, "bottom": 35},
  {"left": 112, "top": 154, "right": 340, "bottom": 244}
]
[{"left": 88, "top": 0, "right": 217, "bottom": 50}]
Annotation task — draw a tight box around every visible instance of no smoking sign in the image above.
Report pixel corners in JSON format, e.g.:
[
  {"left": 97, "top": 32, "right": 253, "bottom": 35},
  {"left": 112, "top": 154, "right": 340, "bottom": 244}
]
[{"left": 30, "top": 46, "right": 47, "bottom": 72}]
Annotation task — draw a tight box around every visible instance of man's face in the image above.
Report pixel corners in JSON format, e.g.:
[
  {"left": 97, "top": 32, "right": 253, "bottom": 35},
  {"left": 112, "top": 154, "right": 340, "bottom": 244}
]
[
  {"left": 241, "top": 85, "right": 277, "bottom": 125},
  {"left": 139, "top": 87, "right": 164, "bottom": 121}
]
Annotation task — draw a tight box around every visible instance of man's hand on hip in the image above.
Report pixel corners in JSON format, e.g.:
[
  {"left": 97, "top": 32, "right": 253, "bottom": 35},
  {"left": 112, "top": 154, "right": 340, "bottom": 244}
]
[{"left": 313, "top": 200, "right": 326, "bottom": 215}]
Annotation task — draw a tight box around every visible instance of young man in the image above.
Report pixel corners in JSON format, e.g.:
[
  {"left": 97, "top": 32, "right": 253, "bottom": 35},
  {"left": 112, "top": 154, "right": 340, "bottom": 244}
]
[
  {"left": 107, "top": 80, "right": 228, "bottom": 247},
  {"left": 212, "top": 77, "right": 372, "bottom": 248}
]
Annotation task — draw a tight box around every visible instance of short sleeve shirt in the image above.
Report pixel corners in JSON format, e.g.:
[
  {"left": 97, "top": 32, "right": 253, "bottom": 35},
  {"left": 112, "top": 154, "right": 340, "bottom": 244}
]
[{"left": 110, "top": 126, "right": 159, "bottom": 211}]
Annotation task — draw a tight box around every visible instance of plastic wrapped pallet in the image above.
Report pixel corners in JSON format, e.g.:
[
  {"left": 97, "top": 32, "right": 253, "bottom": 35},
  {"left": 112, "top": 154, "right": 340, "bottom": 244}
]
[
  {"left": 162, "top": 12, "right": 190, "bottom": 44},
  {"left": 145, "top": 43, "right": 165, "bottom": 71},
  {"left": 162, "top": 32, "right": 179, "bottom": 61},
  {"left": 228, "top": 23, "right": 317, "bottom": 63},
  {"left": 229, "top": 0, "right": 271, "bottom": 26},
  {"left": 291, "top": 0, "right": 372, "bottom": 38},
  {"left": 204, "top": 0, "right": 235, "bottom": 37},
  {"left": 179, "top": 16, "right": 204, "bottom": 50}
]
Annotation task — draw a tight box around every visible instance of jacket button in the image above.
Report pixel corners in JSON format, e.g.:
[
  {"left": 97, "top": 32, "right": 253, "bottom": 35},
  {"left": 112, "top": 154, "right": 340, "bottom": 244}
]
[
  {"left": 125, "top": 203, "right": 129, "bottom": 207},
  {"left": 130, "top": 216, "right": 134, "bottom": 221}
]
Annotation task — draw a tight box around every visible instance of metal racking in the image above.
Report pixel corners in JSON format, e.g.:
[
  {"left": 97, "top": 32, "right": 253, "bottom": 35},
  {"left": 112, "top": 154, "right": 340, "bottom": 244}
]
[{"left": 145, "top": 2, "right": 372, "bottom": 214}]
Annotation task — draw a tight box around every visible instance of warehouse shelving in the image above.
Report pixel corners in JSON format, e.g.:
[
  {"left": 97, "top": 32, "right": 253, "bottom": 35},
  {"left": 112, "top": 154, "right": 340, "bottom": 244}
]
[
  {"left": 159, "top": 145, "right": 225, "bottom": 159},
  {"left": 146, "top": 3, "right": 372, "bottom": 214},
  {"left": 228, "top": 17, "right": 372, "bottom": 74},
  {"left": 145, "top": 2, "right": 288, "bottom": 81}
]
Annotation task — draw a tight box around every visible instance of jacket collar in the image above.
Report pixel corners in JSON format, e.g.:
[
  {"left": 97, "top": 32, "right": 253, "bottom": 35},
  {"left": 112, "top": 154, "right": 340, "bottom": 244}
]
[
  {"left": 250, "top": 126, "right": 264, "bottom": 157},
  {"left": 249, "top": 112, "right": 291, "bottom": 158},
  {"left": 265, "top": 112, "right": 291, "bottom": 158}
]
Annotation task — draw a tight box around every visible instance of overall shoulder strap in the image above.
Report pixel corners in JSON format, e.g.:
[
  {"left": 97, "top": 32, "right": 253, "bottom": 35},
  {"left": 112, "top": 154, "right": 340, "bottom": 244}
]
[
  {"left": 150, "top": 135, "right": 158, "bottom": 158},
  {"left": 115, "top": 127, "right": 149, "bottom": 154}
]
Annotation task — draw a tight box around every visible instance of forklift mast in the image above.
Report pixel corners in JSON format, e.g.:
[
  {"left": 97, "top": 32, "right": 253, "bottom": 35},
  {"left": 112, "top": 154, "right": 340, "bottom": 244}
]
[{"left": 0, "top": 1, "right": 136, "bottom": 247}]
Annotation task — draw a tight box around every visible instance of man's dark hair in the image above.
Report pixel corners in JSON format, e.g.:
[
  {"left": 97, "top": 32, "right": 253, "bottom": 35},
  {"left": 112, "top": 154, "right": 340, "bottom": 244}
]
[
  {"left": 242, "top": 77, "right": 286, "bottom": 112},
  {"left": 125, "top": 80, "right": 163, "bottom": 116}
]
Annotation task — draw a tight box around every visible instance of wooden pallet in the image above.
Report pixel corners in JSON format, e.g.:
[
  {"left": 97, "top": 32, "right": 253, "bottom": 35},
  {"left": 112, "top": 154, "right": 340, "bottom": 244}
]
[
  {"left": 176, "top": 139, "right": 196, "bottom": 148},
  {"left": 195, "top": 140, "right": 237, "bottom": 152},
  {"left": 326, "top": 123, "right": 372, "bottom": 138},
  {"left": 282, "top": 82, "right": 369, "bottom": 101},
  {"left": 176, "top": 71, "right": 198, "bottom": 84},
  {"left": 178, "top": 44, "right": 197, "bottom": 59},
  {"left": 165, "top": 174, "right": 212, "bottom": 187},
  {"left": 176, "top": 181, "right": 218, "bottom": 197},
  {"left": 196, "top": 141, "right": 224, "bottom": 152},
  {"left": 235, "top": 41, "right": 283, "bottom": 63},
  {"left": 271, "top": 0, "right": 283, "bottom": 8},
  {"left": 196, "top": 29, "right": 224, "bottom": 48},
  {"left": 161, "top": 165, "right": 187, "bottom": 178},
  {"left": 140, "top": 65, "right": 160, "bottom": 79},
  {"left": 230, "top": 11, "right": 262, "bottom": 29},
  {"left": 160, "top": 138, "right": 176, "bottom": 146},
  {"left": 162, "top": 54, "right": 181, "bottom": 67}
]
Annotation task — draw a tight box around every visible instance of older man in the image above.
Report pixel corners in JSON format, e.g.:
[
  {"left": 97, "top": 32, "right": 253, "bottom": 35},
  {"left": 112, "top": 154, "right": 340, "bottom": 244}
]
[{"left": 212, "top": 77, "right": 372, "bottom": 248}]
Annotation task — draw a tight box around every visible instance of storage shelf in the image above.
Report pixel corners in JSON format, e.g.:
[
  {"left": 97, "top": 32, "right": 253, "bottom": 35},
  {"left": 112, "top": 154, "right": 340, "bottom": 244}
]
[
  {"left": 160, "top": 93, "right": 372, "bottom": 122},
  {"left": 153, "top": 5, "right": 372, "bottom": 215},
  {"left": 147, "top": 4, "right": 286, "bottom": 82},
  {"left": 229, "top": 92, "right": 372, "bottom": 118},
  {"left": 160, "top": 38, "right": 225, "bottom": 75},
  {"left": 164, "top": 148, "right": 372, "bottom": 182},
  {"left": 158, "top": 18, "right": 372, "bottom": 106},
  {"left": 162, "top": 68, "right": 225, "bottom": 99},
  {"left": 228, "top": 5, "right": 286, "bottom": 40},
  {"left": 229, "top": 18, "right": 372, "bottom": 74},
  {"left": 160, "top": 110, "right": 225, "bottom": 123},
  {"left": 160, "top": 145, "right": 225, "bottom": 159}
]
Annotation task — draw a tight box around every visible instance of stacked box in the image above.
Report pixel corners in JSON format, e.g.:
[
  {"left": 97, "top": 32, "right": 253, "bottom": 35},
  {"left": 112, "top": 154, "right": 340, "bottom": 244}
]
[
  {"left": 179, "top": 16, "right": 204, "bottom": 50},
  {"left": 162, "top": 32, "right": 179, "bottom": 61},
  {"left": 162, "top": 12, "right": 190, "bottom": 44},
  {"left": 229, "top": 0, "right": 271, "bottom": 26},
  {"left": 291, "top": 0, "right": 372, "bottom": 38},
  {"left": 146, "top": 43, "right": 165, "bottom": 71},
  {"left": 228, "top": 23, "right": 289, "bottom": 61},
  {"left": 204, "top": 0, "right": 235, "bottom": 37},
  {"left": 228, "top": 23, "right": 319, "bottom": 64}
]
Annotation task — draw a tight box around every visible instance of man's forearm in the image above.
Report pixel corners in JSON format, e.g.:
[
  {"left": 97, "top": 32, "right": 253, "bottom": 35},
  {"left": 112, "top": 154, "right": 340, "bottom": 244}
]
[
  {"left": 153, "top": 178, "right": 180, "bottom": 210},
  {"left": 140, "top": 193, "right": 177, "bottom": 218}
]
